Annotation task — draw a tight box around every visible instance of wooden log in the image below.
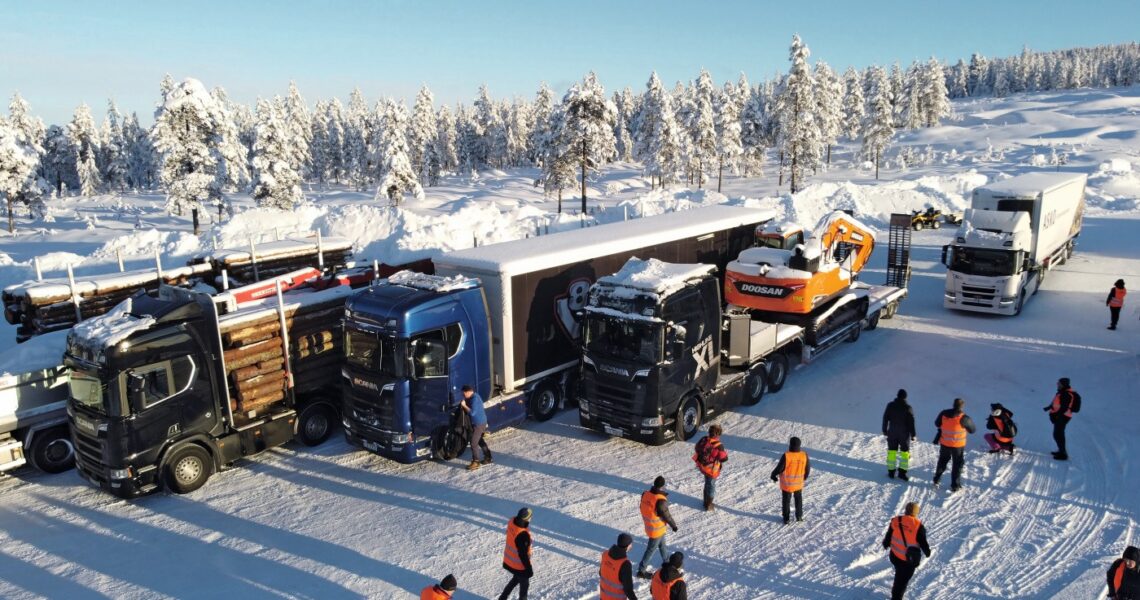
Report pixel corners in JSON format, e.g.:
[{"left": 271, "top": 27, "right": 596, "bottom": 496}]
[
  {"left": 233, "top": 369, "right": 287, "bottom": 390},
  {"left": 237, "top": 392, "right": 286, "bottom": 415},
  {"left": 232, "top": 358, "right": 285, "bottom": 381},
  {"left": 295, "top": 341, "right": 338, "bottom": 360},
  {"left": 225, "top": 347, "right": 284, "bottom": 372},
  {"left": 236, "top": 377, "right": 287, "bottom": 403},
  {"left": 295, "top": 330, "right": 335, "bottom": 349},
  {"left": 223, "top": 337, "right": 282, "bottom": 363}
]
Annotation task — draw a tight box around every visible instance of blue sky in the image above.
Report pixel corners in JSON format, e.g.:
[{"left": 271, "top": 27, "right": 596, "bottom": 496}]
[{"left": 3, "top": 0, "right": 1139, "bottom": 125}]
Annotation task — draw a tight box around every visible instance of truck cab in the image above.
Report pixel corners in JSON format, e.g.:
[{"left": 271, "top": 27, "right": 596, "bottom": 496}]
[
  {"left": 942, "top": 209, "right": 1035, "bottom": 315},
  {"left": 341, "top": 272, "right": 497, "bottom": 463}
]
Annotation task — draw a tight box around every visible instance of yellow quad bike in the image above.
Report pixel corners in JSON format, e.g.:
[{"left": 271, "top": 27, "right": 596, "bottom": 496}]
[{"left": 910, "top": 208, "right": 943, "bottom": 230}]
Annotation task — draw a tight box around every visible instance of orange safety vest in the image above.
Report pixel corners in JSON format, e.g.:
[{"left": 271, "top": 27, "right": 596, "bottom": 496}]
[
  {"left": 890, "top": 515, "right": 922, "bottom": 562},
  {"left": 1050, "top": 390, "right": 1077, "bottom": 418},
  {"left": 693, "top": 437, "right": 723, "bottom": 478},
  {"left": 640, "top": 490, "right": 667, "bottom": 539},
  {"left": 1109, "top": 288, "right": 1126, "bottom": 308},
  {"left": 650, "top": 570, "right": 682, "bottom": 599},
  {"left": 502, "top": 519, "right": 530, "bottom": 572},
  {"left": 420, "top": 585, "right": 452, "bottom": 600},
  {"left": 599, "top": 550, "right": 629, "bottom": 600},
  {"left": 940, "top": 413, "right": 967, "bottom": 448},
  {"left": 780, "top": 450, "right": 807, "bottom": 492},
  {"left": 994, "top": 417, "right": 1013, "bottom": 444}
]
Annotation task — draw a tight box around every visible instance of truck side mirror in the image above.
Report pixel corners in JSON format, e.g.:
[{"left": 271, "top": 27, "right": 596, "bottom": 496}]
[
  {"left": 940, "top": 245, "right": 950, "bottom": 266},
  {"left": 127, "top": 372, "right": 146, "bottom": 406}
]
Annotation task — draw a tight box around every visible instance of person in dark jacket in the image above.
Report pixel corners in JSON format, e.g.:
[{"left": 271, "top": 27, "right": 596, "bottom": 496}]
[
  {"left": 693, "top": 424, "right": 728, "bottom": 511},
  {"left": 882, "top": 502, "right": 931, "bottom": 600},
  {"left": 420, "top": 574, "right": 457, "bottom": 599},
  {"left": 984, "top": 403, "right": 1016, "bottom": 455},
  {"left": 932, "top": 398, "right": 976, "bottom": 492},
  {"left": 498, "top": 507, "right": 533, "bottom": 600},
  {"left": 1107, "top": 279, "right": 1126, "bottom": 330},
  {"left": 599, "top": 533, "right": 638, "bottom": 600},
  {"left": 1045, "top": 377, "right": 1080, "bottom": 460},
  {"left": 770, "top": 436, "right": 811, "bottom": 524},
  {"left": 1109, "top": 546, "right": 1140, "bottom": 599},
  {"left": 636, "top": 476, "right": 679, "bottom": 578},
  {"left": 883, "top": 389, "right": 917, "bottom": 480},
  {"left": 650, "top": 552, "right": 688, "bottom": 600}
]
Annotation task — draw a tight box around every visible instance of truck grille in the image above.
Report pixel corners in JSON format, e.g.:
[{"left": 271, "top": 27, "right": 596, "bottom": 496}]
[
  {"left": 589, "top": 378, "right": 641, "bottom": 425},
  {"left": 960, "top": 284, "right": 997, "bottom": 307},
  {"left": 71, "top": 426, "right": 107, "bottom": 485},
  {"left": 346, "top": 388, "right": 396, "bottom": 432}
]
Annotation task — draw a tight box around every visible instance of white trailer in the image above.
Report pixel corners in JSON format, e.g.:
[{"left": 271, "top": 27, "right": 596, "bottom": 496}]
[
  {"left": 0, "top": 332, "right": 73, "bottom": 473},
  {"left": 943, "top": 172, "right": 1087, "bottom": 315}
]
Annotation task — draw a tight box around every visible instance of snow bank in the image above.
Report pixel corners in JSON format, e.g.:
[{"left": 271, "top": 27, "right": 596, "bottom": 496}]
[
  {"left": 0, "top": 330, "right": 67, "bottom": 376},
  {"left": 1086, "top": 158, "right": 1140, "bottom": 212},
  {"left": 208, "top": 204, "right": 328, "bottom": 249},
  {"left": 92, "top": 229, "right": 204, "bottom": 262}
]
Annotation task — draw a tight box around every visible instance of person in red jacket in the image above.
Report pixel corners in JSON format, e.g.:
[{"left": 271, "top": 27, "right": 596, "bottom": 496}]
[
  {"left": 1107, "top": 279, "right": 1126, "bottom": 330},
  {"left": 420, "top": 574, "right": 457, "bottom": 599},
  {"left": 1044, "top": 377, "right": 1080, "bottom": 461},
  {"left": 693, "top": 424, "right": 728, "bottom": 511}
]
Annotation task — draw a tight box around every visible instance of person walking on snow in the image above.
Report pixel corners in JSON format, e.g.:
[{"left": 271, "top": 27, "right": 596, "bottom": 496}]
[
  {"left": 1109, "top": 546, "right": 1140, "bottom": 599},
  {"left": 650, "top": 552, "right": 688, "bottom": 600},
  {"left": 1107, "top": 279, "right": 1126, "bottom": 330},
  {"left": 693, "top": 424, "right": 728, "bottom": 511},
  {"left": 1045, "top": 377, "right": 1080, "bottom": 461},
  {"left": 883, "top": 389, "right": 917, "bottom": 480},
  {"left": 984, "top": 403, "right": 1017, "bottom": 455},
  {"left": 770, "top": 436, "right": 810, "bottom": 524},
  {"left": 599, "top": 533, "right": 639, "bottom": 600},
  {"left": 636, "top": 476, "right": 679, "bottom": 579},
  {"left": 932, "top": 398, "right": 976, "bottom": 492},
  {"left": 882, "top": 502, "right": 931, "bottom": 600},
  {"left": 420, "top": 574, "right": 457, "bottom": 599},
  {"left": 498, "top": 507, "right": 533, "bottom": 600},
  {"left": 460, "top": 384, "right": 492, "bottom": 470}
]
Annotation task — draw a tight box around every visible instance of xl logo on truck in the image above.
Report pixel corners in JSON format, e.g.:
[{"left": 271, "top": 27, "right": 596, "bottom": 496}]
[
  {"left": 691, "top": 336, "right": 715, "bottom": 378},
  {"left": 734, "top": 282, "right": 793, "bottom": 298}
]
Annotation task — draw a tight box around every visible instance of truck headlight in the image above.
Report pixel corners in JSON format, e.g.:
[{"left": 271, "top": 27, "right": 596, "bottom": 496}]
[
  {"left": 641, "top": 416, "right": 663, "bottom": 427},
  {"left": 999, "top": 296, "right": 1016, "bottom": 305},
  {"left": 109, "top": 468, "right": 132, "bottom": 480},
  {"left": 944, "top": 292, "right": 956, "bottom": 300}
]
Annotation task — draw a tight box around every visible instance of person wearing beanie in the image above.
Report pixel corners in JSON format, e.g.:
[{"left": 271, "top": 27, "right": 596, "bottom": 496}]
[
  {"left": 461, "top": 385, "right": 492, "bottom": 470},
  {"left": 599, "top": 533, "right": 638, "bottom": 599},
  {"left": 984, "top": 403, "right": 1017, "bottom": 455},
  {"left": 881, "top": 502, "right": 931, "bottom": 600},
  {"left": 650, "top": 551, "right": 688, "bottom": 600},
  {"left": 1044, "top": 377, "right": 1080, "bottom": 460},
  {"left": 636, "top": 476, "right": 678, "bottom": 579},
  {"left": 1107, "top": 279, "right": 1126, "bottom": 330},
  {"left": 932, "top": 398, "right": 975, "bottom": 493},
  {"left": 1109, "top": 546, "right": 1140, "bottom": 599},
  {"left": 420, "top": 574, "right": 457, "bottom": 599},
  {"left": 498, "top": 508, "right": 533, "bottom": 599},
  {"left": 693, "top": 424, "right": 728, "bottom": 511},
  {"left": 770, "top": 436, "right": 810, "bottom": 524},
  {"left": 882, "top": 389, "right": 917, "bottom": 480}
]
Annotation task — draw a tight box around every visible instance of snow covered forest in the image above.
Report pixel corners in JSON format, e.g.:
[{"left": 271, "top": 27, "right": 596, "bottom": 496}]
[{"left": 4, "top": 40, "right": 1140, "bottom": 231}]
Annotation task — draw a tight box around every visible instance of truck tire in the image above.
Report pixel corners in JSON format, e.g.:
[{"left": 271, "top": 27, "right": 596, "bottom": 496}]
[
  {"left": 431, "top": 426, "right": 464, "bottom": 461},
  {"left": 765, "top": 352, "right": 790, "bottom": 393},
  {"left": 28, "top": 426, "right": 75, "bottom": 474},
  {"left": 297, "top": 403, "right": 336, "bottom": 446},
  {"left": 165, "top": 445, "right": 213, "bottom": 494},
  {"left": 882, "top": 302, "right": 898, "bottom": 319},
  {"left": 1014, "top": 294, "right": 1024, "bottom": 316},
  {"left": 846, "top": 321, "right": 862, "bottom": 343},
  {"left": 742, "top": 364, "right": 767, "bottom": 406},
  {"left": 674, "top": 395, "right": 702, "bottom": 441},
  {"left": 865, "top": 309, "right": 881, "bottom": 330},
  {"left": 528, "top": 382, "right": 561, "bottom": 422}
]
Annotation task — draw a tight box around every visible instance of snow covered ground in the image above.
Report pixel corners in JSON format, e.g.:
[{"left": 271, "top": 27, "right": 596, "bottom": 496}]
[{"left": 1, "top": 88, "right": 1139, "bottom": 599}]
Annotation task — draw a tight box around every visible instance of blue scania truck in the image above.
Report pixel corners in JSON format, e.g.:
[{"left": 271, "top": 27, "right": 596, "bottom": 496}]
[{"left": 340, "top": 205, "right": 773, "bottom": 463}]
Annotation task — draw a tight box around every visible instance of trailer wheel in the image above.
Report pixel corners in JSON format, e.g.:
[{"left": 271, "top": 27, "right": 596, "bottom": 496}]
[
  {"left": 528, "top": 382, "right": 561, "bottom": 422},
  {"left": 846, "top": 321, "right": 863, "bottom": 343},
  {"left": 165, "top": 445, "right": 212, "bottom": 494},
  {"left": 742, "top": 364, "right": 767, "bottom": 406},
  {"left": 675, "top": 395, "right": 702, "bottom": 441},
  {"left": 297, "top": 403, "right": 336, "bottom": 447},
  {"left": 865, "top": 310, "right": 881, "bottom": 331},
  {"left": 882, "top": 302, "right": 898, "bottom": 319},
  {"left": 28, "top": 426, "right": 75, "bottom": 474},
  {"left": 765, "top": 352, "right": 790, "bottom": 393}
]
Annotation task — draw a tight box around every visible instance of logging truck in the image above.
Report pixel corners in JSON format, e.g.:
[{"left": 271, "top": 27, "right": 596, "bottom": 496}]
[{"left": 65, "top": 268, "right": 368, "bottom": 497}]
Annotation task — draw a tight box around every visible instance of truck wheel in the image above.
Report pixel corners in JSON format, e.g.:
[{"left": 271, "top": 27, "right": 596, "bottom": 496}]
[
  {"left": 882, "top": 302, "right": 898, "bottom": 319},
  {"left": 528, "top": 382, "right": 561, "bottom": 422},
  {"left": 28, "top": 427, "right": 75, "bottom": 474},
  {"left": 846, "top": 322, "right": 863, "bottom": 343},
  {"left": 297, "top": 403, "right": 336, "bottom": 446},
  {"left": 765, "top": 352, "right": 790, "bottom": 393},
  {"left": 165, "top": 445, "right": 212, "bottom": 494},
  {"left": 674, "top": 395, "right": 702, "bottom": 441},
  {"left": 865, "top": 310, "right": 881, "bottom": 330},
  {"left": 742, "top": 364, "right": 767, "bottom": 406},
  {"left": 1014, "top": 294, "right": 1024, "bottom": 316}
]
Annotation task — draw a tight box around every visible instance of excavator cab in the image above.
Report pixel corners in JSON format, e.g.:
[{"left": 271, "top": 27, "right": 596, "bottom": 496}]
[{"left": 754, "top": 222, "right": 806, "bottom": 251}]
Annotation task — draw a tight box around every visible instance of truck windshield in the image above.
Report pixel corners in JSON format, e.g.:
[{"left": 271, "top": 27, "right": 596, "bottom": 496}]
[
  {"left": 950, "top": 247, "right": 1019, "bottom": 277},
  {"left": 585, "top": 318, "right": 662, "bottom": 363},
  {"left": 69, "top": 369, "right": 117, "bottom": 416},
  {"left": 345, "top": 329, "right": 402, "bottom": 377}
]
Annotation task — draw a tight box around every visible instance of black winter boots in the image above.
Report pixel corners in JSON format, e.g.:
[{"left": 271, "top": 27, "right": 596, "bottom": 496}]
[{"left": 897, "top": 469, "right": 909, "bottom": 481}]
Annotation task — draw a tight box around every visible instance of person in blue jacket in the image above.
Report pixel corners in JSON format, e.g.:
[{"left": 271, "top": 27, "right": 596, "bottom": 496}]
[{"left": 461, "top": 385, "right": 492, "bottom": 470}]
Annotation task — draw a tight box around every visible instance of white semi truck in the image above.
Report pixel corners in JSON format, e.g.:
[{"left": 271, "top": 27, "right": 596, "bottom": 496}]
[{"left": 942, "top": 172, "right": 1086, "bottom": 316}]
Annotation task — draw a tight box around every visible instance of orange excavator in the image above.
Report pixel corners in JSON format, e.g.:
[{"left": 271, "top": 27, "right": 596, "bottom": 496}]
[{"left": 725, "top": 211, "right": 877, "bottom": 344}]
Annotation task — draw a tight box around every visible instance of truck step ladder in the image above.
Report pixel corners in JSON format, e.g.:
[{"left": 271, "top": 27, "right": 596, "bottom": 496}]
[{"left": 885, "top": 213, "right": 913, "bottom": 289}]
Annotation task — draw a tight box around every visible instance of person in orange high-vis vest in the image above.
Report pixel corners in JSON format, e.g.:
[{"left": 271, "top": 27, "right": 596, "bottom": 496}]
[
  {"left": 636, "top": 476, "right": 678, "bottom": 579},
  {"left": 1107, "top": 279, "right": 1126, "bottom": 330},
  {"left": 881, "top": 502, "right": 931, "bottom": 600},
  {"left": 1108, "top": 545, "right": 1140, "bottom": 599},
  {"left": 1045, "top": 377, "right": 1080, "bottom": 461},
  {"left": 984, "top": 403, "right": 1016, "bottom": 455},
  {"left": 693, "top": 424, "right": 728, "bottom": 511},
  {"left": 498, "top": 508, "right": 533, "bottom": 600},
  {"left": 420, "top": 574, "right": 457, "bottom": 599},
  {"left": 932, "top": 398, "right": 975, "bottom": 493},
  {"left": 599, "top": 533, "right": 638, "bottom": 599},
  {"left": 770, "top": 436, "right": 810, "bottom": 524},
  {"left": 650, "top": 552, "right": 688, "bottom": 600}
]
